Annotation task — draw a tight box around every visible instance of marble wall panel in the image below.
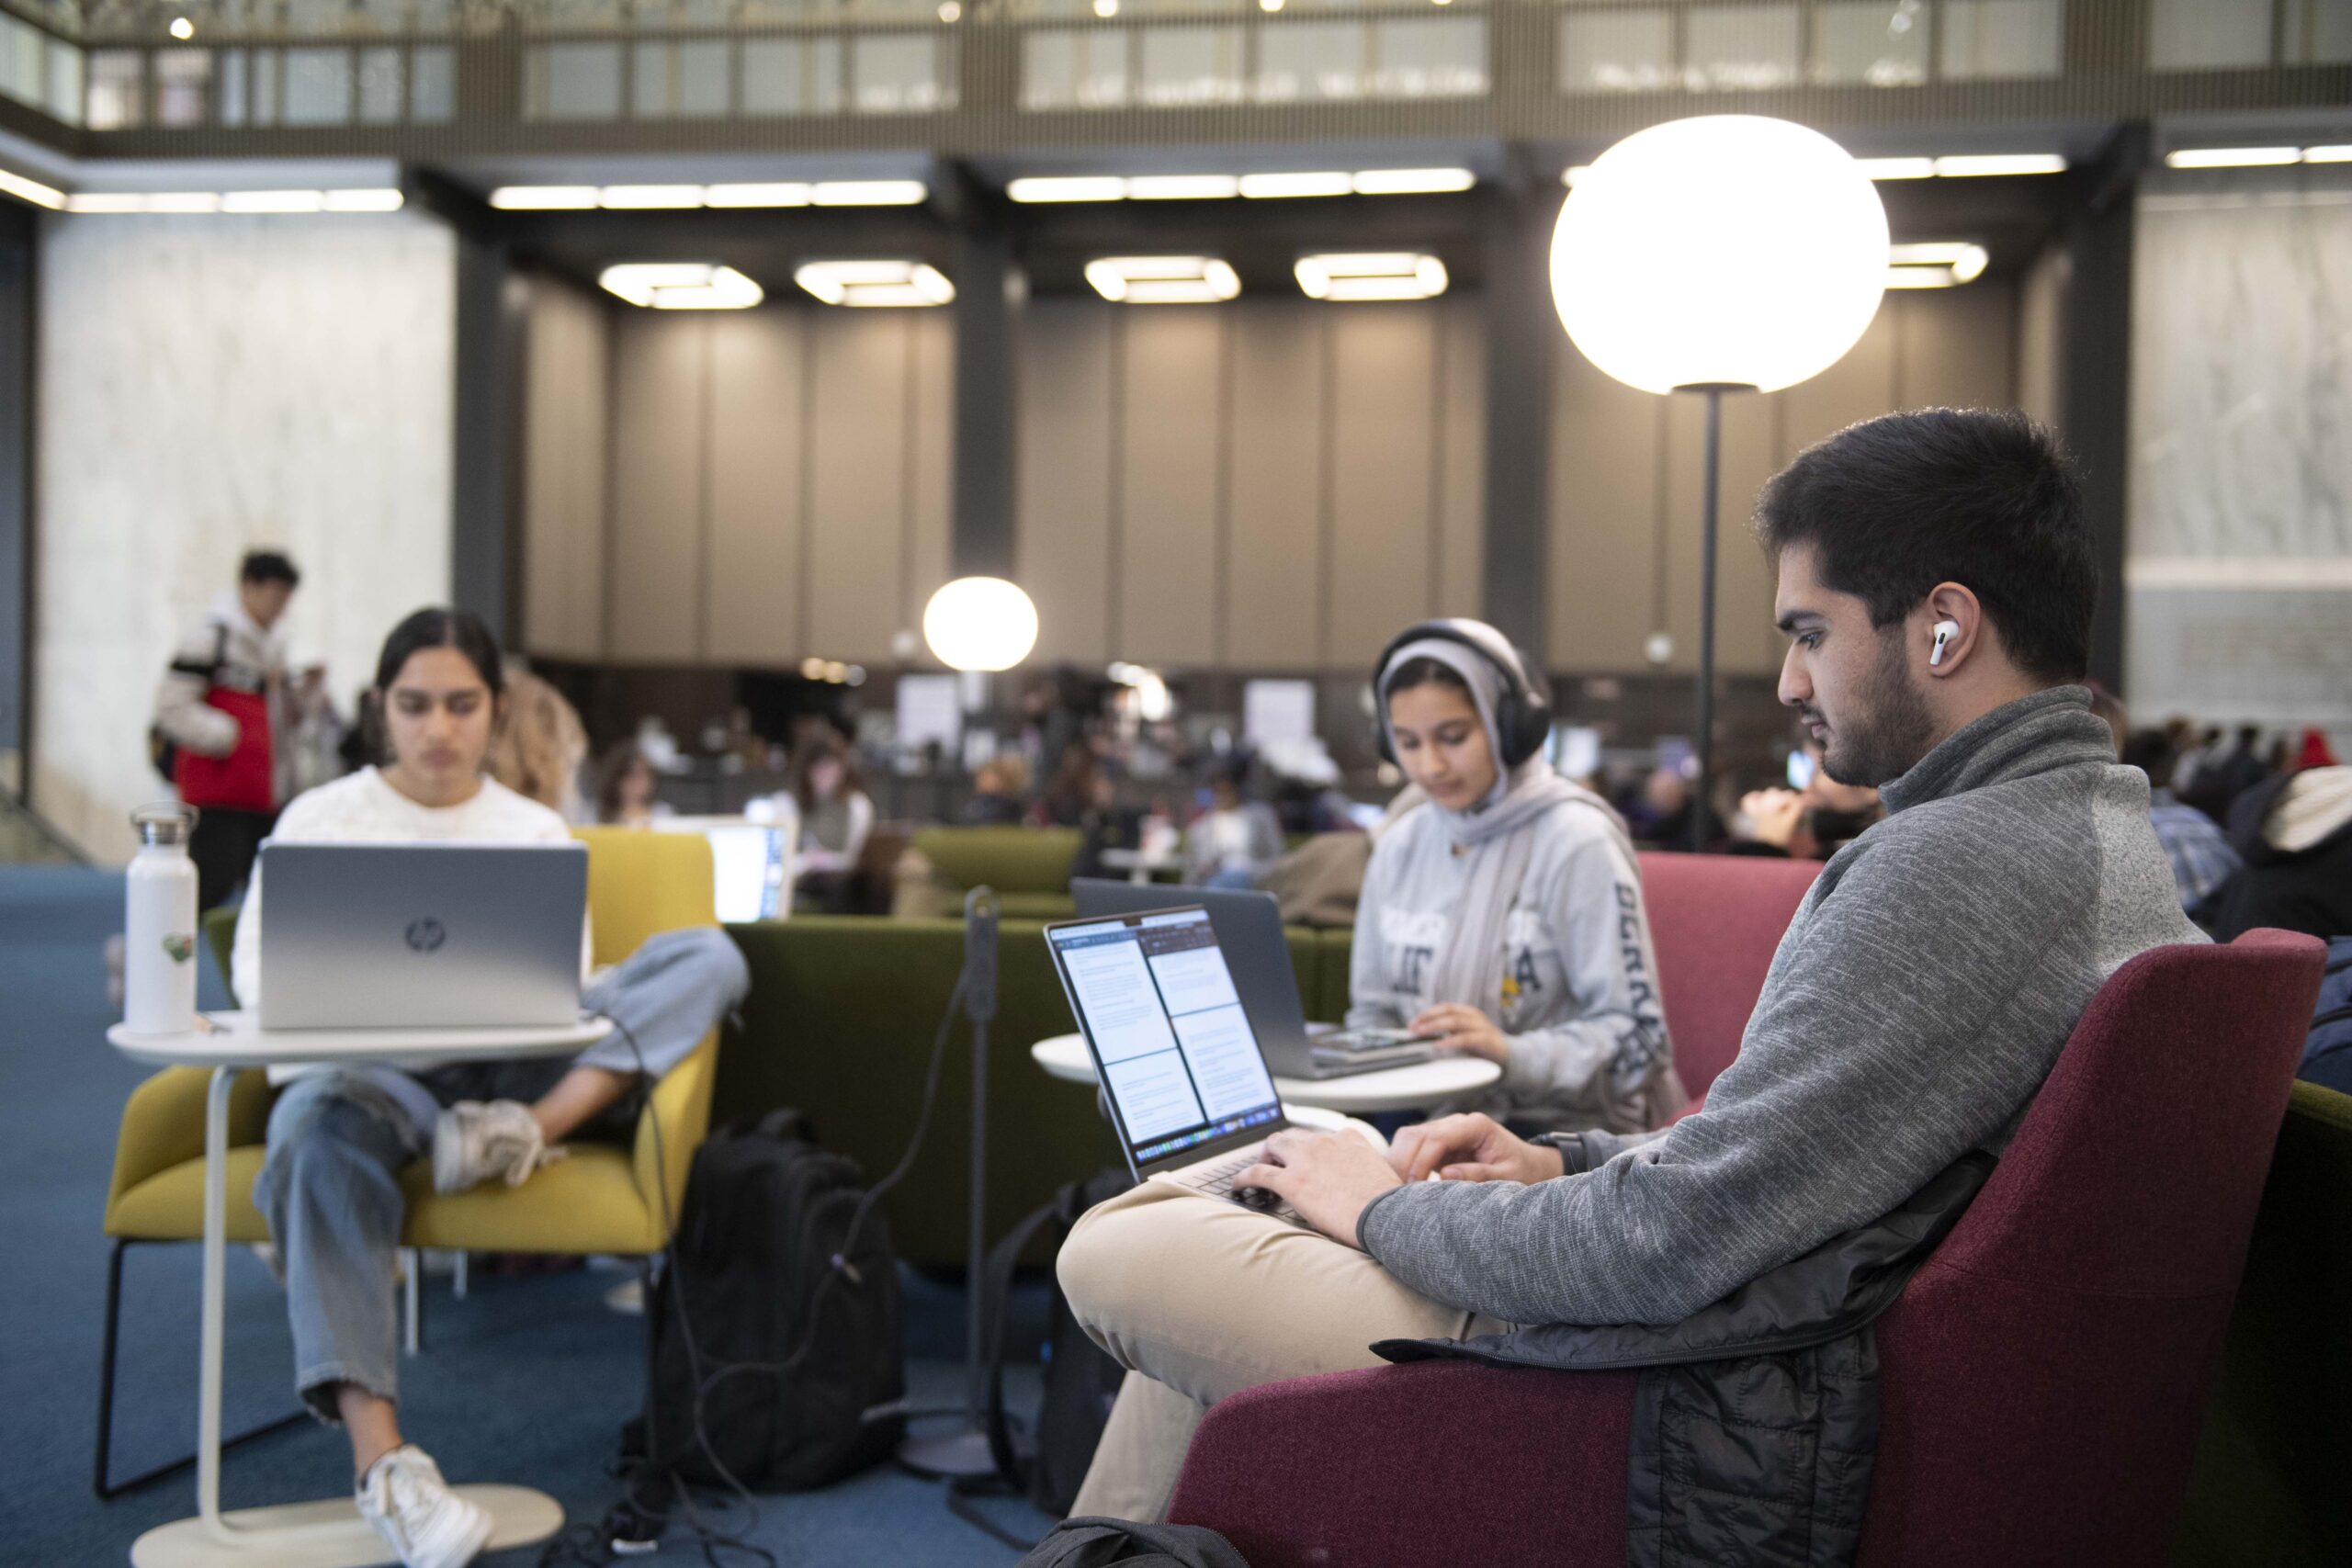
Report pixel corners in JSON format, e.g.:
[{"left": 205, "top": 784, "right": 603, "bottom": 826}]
[
  {"left": 2128, "top": 177, "right": 2352, "bottom": 727},
  {"left": 35, "top": 211, "right": 455, "bottom": 863}
]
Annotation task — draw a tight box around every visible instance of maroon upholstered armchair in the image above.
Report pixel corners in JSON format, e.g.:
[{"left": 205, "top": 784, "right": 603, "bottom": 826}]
[
  {"left": 1636, "top": 850, "right": 1821, "bottom": 1099},
  {"left": 1167, "top": 931, "right": 2325, "bottom": 1568}
]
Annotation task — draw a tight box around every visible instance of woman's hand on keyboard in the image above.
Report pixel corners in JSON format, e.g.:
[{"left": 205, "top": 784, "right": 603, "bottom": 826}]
[{"left": 1238, "top": 1129, "right": 1403, "bottom": 1250}]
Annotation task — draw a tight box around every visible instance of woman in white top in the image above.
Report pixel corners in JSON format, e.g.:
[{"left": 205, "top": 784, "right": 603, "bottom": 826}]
[{"left": 240, "top": 608, "right": 748, "bottom": 1568}]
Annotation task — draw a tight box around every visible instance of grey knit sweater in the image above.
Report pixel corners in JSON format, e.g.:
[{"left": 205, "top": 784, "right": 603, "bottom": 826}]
[{"left": 1357, "top": 686, "right": 2205, "bottom": 1327}]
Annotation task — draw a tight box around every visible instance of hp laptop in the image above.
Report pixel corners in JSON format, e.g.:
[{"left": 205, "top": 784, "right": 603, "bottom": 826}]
[
  {"left": 1045, "top": 908, "right": 1306, "bottom": 1225},
  {"left": 257, "top": 841, "right": 589, "bottom": 1030},
  {"left": 1070, "top": 879, "right": 1433, "bottom": 1077}
]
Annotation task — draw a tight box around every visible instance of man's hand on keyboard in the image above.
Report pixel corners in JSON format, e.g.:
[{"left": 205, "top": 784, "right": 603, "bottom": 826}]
[
  {"left": 1237, "top": 1129, "right": 1403, "bottom": 1250},
  {"left": 1387, "top": 1113, "right": 1566, "bottom": 1186}
]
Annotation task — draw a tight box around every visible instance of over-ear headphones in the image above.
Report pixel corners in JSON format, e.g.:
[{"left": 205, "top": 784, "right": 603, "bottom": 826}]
[
  {"left": 1372, "top": 619, "right": 1554, "bottom": 769},
  {"left": 1928, "top": 619, "right": 1962, "bottom": 667}
]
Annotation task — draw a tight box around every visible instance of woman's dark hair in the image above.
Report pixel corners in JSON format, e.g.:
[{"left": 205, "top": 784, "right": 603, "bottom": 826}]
[
  {"left": 788, "top": 731, "right": 863, "bottom": 813},
  {"left": 594, "top": 740, "right": 652, "bottom": 823},
  {"left": 1753, "top": 407, "right": 2094, "bottom": 683},
  {"left": 1385, "top": 656, "right": 1471, "bottom": 698},
  {"left": 373, "top": 607, "right": 503, "bottom": 697}
]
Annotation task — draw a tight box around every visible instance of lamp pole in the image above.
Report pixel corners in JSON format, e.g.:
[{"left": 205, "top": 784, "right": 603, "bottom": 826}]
[{"left": 1676, "top": 383, "right": 1752, "bottom": 853}]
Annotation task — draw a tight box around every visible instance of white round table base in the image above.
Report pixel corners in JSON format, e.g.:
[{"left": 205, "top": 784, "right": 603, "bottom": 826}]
[{"left": 130, "top": 1485, "right": 563, "bottom": 1568}]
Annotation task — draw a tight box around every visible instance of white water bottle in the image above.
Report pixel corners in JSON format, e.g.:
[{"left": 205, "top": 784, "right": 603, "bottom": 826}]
[{"left": 124, "top": 804, "right": 201, "bottom": 1037}]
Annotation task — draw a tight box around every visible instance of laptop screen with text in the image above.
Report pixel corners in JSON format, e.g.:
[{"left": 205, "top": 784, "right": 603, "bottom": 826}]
[{"left": 1048, "top": 908, "right": 1283, "bottom": 1168}]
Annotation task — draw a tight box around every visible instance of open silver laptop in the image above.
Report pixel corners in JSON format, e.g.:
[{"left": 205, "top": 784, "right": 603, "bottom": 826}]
[
  {"left": 1044, "top": 907, "right": 1306, "bottom": 1226},
  {"left": 256, "top": 842, "right": 588, "bottom": 1030},
  {"left": 1070, "top": 879, "right": 1434, "bottom": 1077}
]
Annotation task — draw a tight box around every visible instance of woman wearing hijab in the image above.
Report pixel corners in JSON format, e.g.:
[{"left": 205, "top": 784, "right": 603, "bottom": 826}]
[{"left": 1350, "top": 619, "right": 1684, "bottom": 1134}]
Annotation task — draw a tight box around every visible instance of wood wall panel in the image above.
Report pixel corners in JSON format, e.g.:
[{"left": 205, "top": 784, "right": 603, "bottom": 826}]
[
  {"left": 806, "top": 313, "right": 911, "bottom": 664},
  {"left": 1327, "top": 306, "right": 1440, "bottom": 667},
  {"left": 1114, "top": 310, "right": 1224, "bottom": 667},
  {"left": 606, "top": 312, "right": 706, "bottom": 662},
  {"left": 706, "top": 310, "right": 806, "bottom": 666},
  {"left": 1437, "top": 297, "right": 1486, "bottom": 618},
  {"left": 1224, "top": 302, "right": 1324, "bottom": 669},
  {"left": 1894, "top": 282, "right": 2017, "bottom": 412},
  {"left": 1548, "top": 338, "right": 1664, "bottom": 671},
  {"left": 1016, "top": 301, "right": 1114, "bottom": 666},
  {"left": 908, "top": 310, "right": 956, "bottom": 637},
  {"left": 520, "top": 276, "right": 608, "bottom": 660}
]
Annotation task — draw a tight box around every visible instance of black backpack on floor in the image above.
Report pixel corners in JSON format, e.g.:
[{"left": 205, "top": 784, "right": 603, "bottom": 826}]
[
  {"left": 980, "top": 1168, "right": 1136, "bottom": 1516},
  {"left": 628, "top": 1110, "right": 906, "bottom": 1492}
]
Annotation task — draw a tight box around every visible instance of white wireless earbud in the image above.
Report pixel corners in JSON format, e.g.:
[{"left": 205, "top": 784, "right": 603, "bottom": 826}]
[{"left": 1928, "top": 619, "right": 1962, "bottom": 667}]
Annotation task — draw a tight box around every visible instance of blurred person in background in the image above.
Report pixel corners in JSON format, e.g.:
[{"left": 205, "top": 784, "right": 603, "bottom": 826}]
[
  {"left": 791, "top": 730, "right": 875, "bottom": 871},
  {"left": 1184, "top": 757, "right": 1285, "bottom": 889},
  {"left": 961, "top": 753, "right": 1030, "bottom": 826},
  {"left": 489, "top": 669, "right": 590, "bottom": 821},
  {"left": 152, "top": 548, "right": 300, "bottom": 908},
  {"left": 287, "top": 664, "right": 348, "bottom": 796},
  {"left": 2181, "top": 724, "right": 2272, "bottom": 824},
  {"left": 594, "top": 741, "right": 671, "bottom": 829},
  {"left": 1628, "top": 765, "right": 1724, "bottom": 850},
  {"left": 2207, "top": 761, "right": 2352, "bottom": 942},
  {"left": 1734, "top": 739, "right": 1884, "bottom": 862},
  {"left": 2120, "top": 728, "right": 2240, "bottom": 919}
]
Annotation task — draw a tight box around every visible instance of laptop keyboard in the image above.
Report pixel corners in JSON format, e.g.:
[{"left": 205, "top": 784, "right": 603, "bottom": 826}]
[{"left": 1175, "top": 1145, "right": 1306, "bottom": 1225}]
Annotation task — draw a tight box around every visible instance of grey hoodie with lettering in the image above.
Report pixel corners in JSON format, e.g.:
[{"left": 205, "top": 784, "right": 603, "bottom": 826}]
[
  {"left": 1358, "top": 686, "right": 2205, "bottom": 1328},
  {"left": 1347, "top": 793, "right": 1685, "bottom": 1134}
]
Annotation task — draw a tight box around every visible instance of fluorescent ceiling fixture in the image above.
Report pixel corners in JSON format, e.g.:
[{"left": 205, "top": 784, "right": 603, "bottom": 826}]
[
  {"left": 2165, "top": 147, "right": 2301, "bottom": 169},
  {"left": 325, "top": 187, "right": 404, "bottom": 211},
  {"left": 600, "top": 263, "right": 762, "bottom": 310},
  {"left": 1889, "top": 242, "right": 1986, "bottom": 282},
  {"left": 1126, "top": 175, "right": 1240, "bottom": 200},
  {"left": 1932, "top": 153, "right": 2065, "bottom": 178},
  {"left": 601, "top": 185, "right": 705, "bottom": 209},
  {"left": 705, "top": 183, "right": 811, "bottom": 207},
  {"left": 1008, "top": 175, "right": 1126, "bottom": 203},
  {"left": 1351, "top": 167, "right": 1475, "bottom": 195},
  {"left": 1885, "top": 266, "right": 1959, "bottom": 289},
  {"left": 491, "top": 186, "right": 596, "bottom": 209},
  {"left": 221, "top": 189, "right": 325, "bottom": 213},
  {"left": 794, "top": 259, "right": 954, "bottom": 307},
  {"left": 1240, "top": 171, "right": 1351, "bottom": 198},
  {"left": 1084, "top": 255, "right": 1240, "bottom": 304},
  {"left": 1295, "top": 252, "right": 1448, "bottom": 301},
  {"left": 1853, "top": 157, "right": 1936, "bottom": 181},
  {"left": 63, "top": 193, "right": 144, "bottom": 212},
  {"left": 147, "top": 192, "right": 224, "bottom": 213},
  {"left": 2304, "top": 144, "right": 2352, "bottom": 163},
  {"left": 810, "top": 180, "right": 927, "bottom": 207},
  {"left": 0, "top": 168, "right": 63, "bottom": 209}
]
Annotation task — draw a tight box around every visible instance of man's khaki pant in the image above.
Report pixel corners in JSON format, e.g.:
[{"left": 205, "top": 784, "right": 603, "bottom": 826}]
[{"left": 1057, "top": 1177, "right": 1510, "bottom": 1521}]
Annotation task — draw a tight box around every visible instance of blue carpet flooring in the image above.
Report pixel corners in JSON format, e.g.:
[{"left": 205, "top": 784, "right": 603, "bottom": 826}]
[{"left": 0, "top": 867, "right": 1059, "bottom": 1566}]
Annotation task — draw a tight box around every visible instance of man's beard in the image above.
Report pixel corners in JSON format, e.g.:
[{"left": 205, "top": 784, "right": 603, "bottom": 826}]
[{"left": 1821, "top": 630, "right": 1939, "bottom": 787}]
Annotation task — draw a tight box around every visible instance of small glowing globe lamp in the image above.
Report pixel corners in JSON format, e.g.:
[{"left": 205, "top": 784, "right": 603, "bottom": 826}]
[
  {"left": 1550, "top": 115, "right": 1888, "bottom": 396},
  {"left": 921, "top": 577, "right": 1038, "bottom": 671},
  {"left": 1551, "top": 117, "right": 1887, "bottom": 852}
]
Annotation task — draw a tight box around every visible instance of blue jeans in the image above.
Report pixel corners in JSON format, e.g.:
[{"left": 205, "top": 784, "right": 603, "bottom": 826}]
[{"left": 254, "top": 927, "right": 750, "bottom": 1420}]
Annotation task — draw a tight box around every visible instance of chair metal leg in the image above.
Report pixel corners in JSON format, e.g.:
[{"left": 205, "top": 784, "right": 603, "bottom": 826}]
[
  {"left": 452, "top": 1250, "right": 469, "bottom": 1301},
  {"left": 93, "top": 1238, "right": 308, "bottom": 1501},
  {"left": 401, "top": 1247, "right": 421, "bottom": 1356}
]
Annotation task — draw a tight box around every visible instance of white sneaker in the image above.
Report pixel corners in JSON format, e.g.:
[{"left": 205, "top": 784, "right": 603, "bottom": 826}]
[
  {"left": 355, "top": 1445, "right": 493, "bottom": 1568},
  {"left": 432, "top": 1100, "right": 560, "bottom": 1193}
]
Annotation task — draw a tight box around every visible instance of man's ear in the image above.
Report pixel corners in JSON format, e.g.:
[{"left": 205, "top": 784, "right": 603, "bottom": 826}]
[{"left": 1920, "top": 582, "right": 1986, "bottom": 678}]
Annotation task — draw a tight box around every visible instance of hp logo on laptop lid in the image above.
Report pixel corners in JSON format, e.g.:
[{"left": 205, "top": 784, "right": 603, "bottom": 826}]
[{"left": 405, "top": 918, "right": 447, "bottom": 954}]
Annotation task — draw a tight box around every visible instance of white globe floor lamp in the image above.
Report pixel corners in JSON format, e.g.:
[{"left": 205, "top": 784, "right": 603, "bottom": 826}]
[
  {"left": 1552, "top": 116, "right": 1888, "bottom": 851},
  {"left": 899, "top": 575, "right": 1038, "bottom": 1482}
]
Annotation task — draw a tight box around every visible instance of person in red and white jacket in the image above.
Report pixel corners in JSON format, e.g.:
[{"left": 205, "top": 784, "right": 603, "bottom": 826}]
[{"left": 152, "top": 549, "right": 300, "bottom": 908}]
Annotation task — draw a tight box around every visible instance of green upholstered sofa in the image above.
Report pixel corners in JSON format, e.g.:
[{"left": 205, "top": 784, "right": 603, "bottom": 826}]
[
  {"left": 2173, "top": 1077, "right": 2352, "bottom": 1566},
  {"left": 909, "top": 827, "right": 1082, "bottom": 920},
  {"left": 715, "top": 917, "right": 1353, "bottom": 1264}
]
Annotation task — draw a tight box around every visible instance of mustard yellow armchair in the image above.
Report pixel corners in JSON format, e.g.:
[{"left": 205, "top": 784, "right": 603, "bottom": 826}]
[{"left": 96, "top": 827, "right": 725, "bottom": 1497}]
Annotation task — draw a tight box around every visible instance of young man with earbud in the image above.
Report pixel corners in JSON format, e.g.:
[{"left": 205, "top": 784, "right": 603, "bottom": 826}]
[{"left": 1056, "top": 407, "right": 2205, "bottom": 1528}]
